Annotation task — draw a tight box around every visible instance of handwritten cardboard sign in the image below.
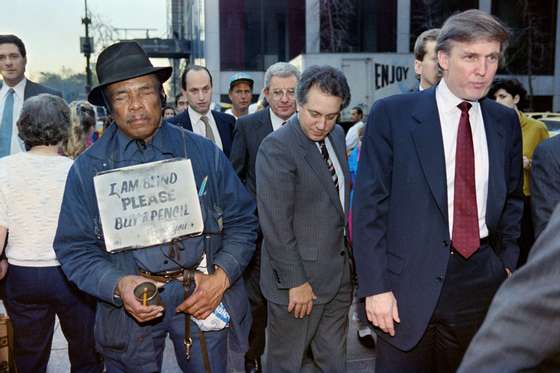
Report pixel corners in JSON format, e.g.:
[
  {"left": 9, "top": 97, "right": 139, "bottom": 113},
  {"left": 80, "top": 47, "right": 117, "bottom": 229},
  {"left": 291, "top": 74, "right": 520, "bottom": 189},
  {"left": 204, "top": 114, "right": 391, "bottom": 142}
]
[{"left": 93, "top": 158, "right": 203, "bottom": 252}]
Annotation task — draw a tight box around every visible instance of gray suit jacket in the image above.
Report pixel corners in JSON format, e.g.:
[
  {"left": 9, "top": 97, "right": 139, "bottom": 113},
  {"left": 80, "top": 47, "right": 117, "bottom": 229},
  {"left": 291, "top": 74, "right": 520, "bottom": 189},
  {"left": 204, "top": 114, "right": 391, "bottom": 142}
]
[
  {"left": 0, "top": 79, "right": 62, "bottom": 100},
  {"left": 24, "top": 79, "right": 63, "bottom": 99},
  {"left": 256, "top": 116, "right": 351, "bottom": 305},
  {"left": 230, "top": 108, "right": 273, "bottom": 198},
  {"left": 530, "top": 135, "right": 560, "bottom": 238},
  {"left": 458, "top": 203, "right": 560, "bottom": 372}
]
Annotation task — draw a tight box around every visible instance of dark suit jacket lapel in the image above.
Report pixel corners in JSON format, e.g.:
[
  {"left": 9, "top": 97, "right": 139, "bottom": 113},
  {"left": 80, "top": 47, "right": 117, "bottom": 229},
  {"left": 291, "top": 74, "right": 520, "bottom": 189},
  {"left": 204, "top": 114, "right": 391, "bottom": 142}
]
[
  {"left": 255, "top": 108, "right": 274, "bottom": 144},
  {"left": 213, "top": 110, "right": 228, "bottom": 142},
  {"left": 480, "top": 98, "right": 505, "bottom": 228},
  {"left": 292, "top": 118, "right": 345, "bottom": 218},
  {"left": 182, "top": 112, "right": 193, "bottom": 131},
  {"left": 411, "top": 88, "right": 449, "bottom": 225},
  {"left": 24, "top": 80, "right": 36, "bottom": 100}
]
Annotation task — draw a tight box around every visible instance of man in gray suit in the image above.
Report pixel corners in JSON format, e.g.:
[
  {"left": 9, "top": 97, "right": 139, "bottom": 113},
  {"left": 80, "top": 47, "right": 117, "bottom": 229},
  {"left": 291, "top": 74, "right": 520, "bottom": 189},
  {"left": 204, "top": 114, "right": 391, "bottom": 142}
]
[
  {"left": 230, "top": 62, "right": 300, "bottom": 373},
  {"left": 530, "top": 135, "right": 560, "bottom": 238},
  {"left": 256, "top": 65, "right": 352, "bottom": 372},
  {"left": 458, "top": 203, "right": 560, "bottom": 372},
  {"left": 0, "top": 34, "right": 62, "bottom": 157}
]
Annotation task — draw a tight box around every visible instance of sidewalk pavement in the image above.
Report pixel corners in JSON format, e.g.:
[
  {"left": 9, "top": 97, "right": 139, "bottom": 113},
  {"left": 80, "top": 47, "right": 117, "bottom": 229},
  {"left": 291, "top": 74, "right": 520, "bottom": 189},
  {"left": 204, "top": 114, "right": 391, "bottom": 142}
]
[{"left": 46, "top": 301, "right": 376, "bottom": 372}]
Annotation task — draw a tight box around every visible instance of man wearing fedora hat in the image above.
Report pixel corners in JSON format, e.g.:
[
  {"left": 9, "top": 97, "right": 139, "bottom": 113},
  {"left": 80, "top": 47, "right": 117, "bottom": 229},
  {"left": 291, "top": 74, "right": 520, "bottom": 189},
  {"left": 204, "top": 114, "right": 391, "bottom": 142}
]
[{"left": 53, "top": 41, "right": 257, "bottom": 373}]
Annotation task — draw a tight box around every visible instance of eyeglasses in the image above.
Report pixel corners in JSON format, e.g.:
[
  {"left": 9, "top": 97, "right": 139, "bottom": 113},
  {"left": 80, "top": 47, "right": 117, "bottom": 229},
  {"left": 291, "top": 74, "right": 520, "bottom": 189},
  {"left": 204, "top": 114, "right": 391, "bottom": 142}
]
[{"left": 269, "top": 88, "right": 296, "bottom": 100}]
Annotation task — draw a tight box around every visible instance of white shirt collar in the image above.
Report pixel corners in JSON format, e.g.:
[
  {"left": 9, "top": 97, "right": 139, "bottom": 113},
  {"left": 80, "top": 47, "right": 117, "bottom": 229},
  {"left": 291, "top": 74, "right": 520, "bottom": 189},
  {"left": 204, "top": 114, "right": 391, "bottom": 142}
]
[
  {"left": 1, "top": 77, "right": 26, "bottom": 100},
  {"left": 436, "top": 78, "right": 478, "bottom": 115},
  {"left": 187, "top": 105, "right": 212, "bottom": 125},
  {"left": 270, "top": 109, "right": 293, "bottom": 131}
]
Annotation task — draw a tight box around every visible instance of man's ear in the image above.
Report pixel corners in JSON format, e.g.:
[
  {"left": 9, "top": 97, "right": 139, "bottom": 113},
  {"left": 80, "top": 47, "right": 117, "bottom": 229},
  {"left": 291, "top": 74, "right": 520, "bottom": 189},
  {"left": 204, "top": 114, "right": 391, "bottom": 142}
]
[
  {"left": 437, "top": 50, "right": 449, "bottom": 72},
  {"left": 414, "top": 59, "right": 422, "bottom": 76},
  {"left": 513, "top": 94, "right": 520, "bottom": 106}
]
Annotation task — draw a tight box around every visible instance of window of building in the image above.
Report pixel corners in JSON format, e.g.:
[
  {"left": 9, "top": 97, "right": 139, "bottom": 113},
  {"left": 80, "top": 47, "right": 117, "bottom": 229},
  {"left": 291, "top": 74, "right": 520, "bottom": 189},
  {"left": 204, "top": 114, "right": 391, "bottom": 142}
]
[
  {"left": 319, "top": 0, "right": 397, "bottom": 53},
  {"left": 409, "top": 0, "right": 479, "bottom": 51},
  {"left": 493, "top": 0, "right": 557, "bottom": 75},
  {"left": 219, "top": 0, "right": 305, "bottom": 71}
]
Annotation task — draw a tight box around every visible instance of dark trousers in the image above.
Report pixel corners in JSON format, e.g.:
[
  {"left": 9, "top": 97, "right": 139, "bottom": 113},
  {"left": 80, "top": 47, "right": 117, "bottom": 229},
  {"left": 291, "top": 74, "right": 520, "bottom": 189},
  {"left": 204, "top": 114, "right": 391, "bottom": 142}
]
[
  {"left": 104, "top": 318, "right": 228, "bottom": 373},
  {"left": 4, "top": 265, "right": 101, "bottom": 373},
  {"left": 265, "top": 261, "right": 352, "bottom": 373},
  {"left": 376, "top": 244, "right": 507, "bottom": 373},
  {"left": 244, "top": 235, "right": 267, "bottom": 362},
  {"left": 517, "top": 196, "right": 535, "bottom": 267}
]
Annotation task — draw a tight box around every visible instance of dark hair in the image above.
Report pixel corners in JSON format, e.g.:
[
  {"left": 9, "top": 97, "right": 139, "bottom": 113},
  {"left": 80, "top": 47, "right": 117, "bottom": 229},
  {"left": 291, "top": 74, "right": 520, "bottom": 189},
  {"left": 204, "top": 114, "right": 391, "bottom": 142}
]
[
  {"left": 181, "top": 65, "right": 213, "bottom": 90},
  {"left": 414, "top": 28, "right": 440, "bottom": 61},
  {"left": 162, "top": 105, "right": 176, "bottom": 115},
  {"left": 352, "top": 106, "right": 363, "bottom": 116},
  {"left": 0, "top": 34, "right": 26, "bottom": 58},
  {"left": 487, "top": 78, "right": 527, "bottom": 108},
  {"left": 17, "top": 94, "right": 70, "bottom": 148},
  {"left": 436, "top": 10, "right": 510, "bottom": 56},
  {"left": 296, "top": 65, "right": 351, "bottom": 111}
]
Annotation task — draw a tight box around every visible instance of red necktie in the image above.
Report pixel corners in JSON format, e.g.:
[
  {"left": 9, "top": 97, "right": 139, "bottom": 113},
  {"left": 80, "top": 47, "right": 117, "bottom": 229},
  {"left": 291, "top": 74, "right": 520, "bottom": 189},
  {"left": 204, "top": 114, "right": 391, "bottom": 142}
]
[{"left": 452, "top": 101, "right": 479, "bottom": 258}]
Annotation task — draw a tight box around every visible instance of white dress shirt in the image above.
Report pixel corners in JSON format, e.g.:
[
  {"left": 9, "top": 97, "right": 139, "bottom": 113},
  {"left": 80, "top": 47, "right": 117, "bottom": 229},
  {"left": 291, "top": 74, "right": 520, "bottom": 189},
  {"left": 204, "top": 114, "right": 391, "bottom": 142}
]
[
  {"left": 187, "top": 106, "right": 223, "bottom": 150},
  {"left": 436, "top": 78, "right": 489, "bottom": 239},
  {"left": 315, "top": 137, "right": 346, "bottom": 212},
  {"left": 224, "top": 108, "right": 238, "bottom": 120},
  {"left": 270, "top": 110, "right": 292, "bottom": 131},
  {"left": 345, "top": 120, "right": 365, "bottom": 152},
  {"left": 0, "top": 78, "right": 27, "bottom": 155}
]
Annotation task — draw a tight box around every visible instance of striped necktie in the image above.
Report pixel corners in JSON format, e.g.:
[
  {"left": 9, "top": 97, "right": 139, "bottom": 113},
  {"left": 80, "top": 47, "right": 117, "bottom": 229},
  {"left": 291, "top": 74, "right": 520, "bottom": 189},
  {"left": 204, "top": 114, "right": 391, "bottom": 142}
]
[
  {"left": 318, "top": 139, "right": 339, "bottom": 191},
  {"left": 0, "top": 89, "right": 15, "bottom": 157}
]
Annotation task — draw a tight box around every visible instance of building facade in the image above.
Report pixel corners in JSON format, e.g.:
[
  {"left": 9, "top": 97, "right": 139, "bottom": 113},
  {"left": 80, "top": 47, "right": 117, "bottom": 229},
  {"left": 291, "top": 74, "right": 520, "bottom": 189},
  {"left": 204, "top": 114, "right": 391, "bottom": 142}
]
[{"left": 170, "top": 0, "right": 560, "bottom": 113}]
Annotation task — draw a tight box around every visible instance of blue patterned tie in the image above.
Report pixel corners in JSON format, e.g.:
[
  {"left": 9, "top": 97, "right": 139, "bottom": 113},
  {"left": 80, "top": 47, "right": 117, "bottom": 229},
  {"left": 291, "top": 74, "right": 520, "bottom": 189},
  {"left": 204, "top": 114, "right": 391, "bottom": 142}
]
[{"left": 0, "top": 89, "right": 15, "bottom": 157}]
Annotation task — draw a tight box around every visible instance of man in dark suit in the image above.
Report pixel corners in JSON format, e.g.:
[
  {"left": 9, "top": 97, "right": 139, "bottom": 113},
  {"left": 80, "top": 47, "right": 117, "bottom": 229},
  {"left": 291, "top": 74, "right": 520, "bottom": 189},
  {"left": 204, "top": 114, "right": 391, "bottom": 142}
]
[
  {"left": 167, "top": 65, "right": 235, "bottom": 157},
  {"left": 413, "top": 28, "right": 441, "bottom": 91},
  {"left": 458, "top": 203, "right": 560, "bottom": 372},
  {"left": 0, "top": 34, "right": 62, "bottom": 157},
  {"left": 353, "top": 10, "right": 523, "bottom": 372},
  {"left": 530, "top": 135, "right": 560, "bottom": 238},
  {"left": 230, "top": 62, "right": 300, "bottom": 372},
  {"left": 256, "top": 65, "right": 353, "bottom": 372}
]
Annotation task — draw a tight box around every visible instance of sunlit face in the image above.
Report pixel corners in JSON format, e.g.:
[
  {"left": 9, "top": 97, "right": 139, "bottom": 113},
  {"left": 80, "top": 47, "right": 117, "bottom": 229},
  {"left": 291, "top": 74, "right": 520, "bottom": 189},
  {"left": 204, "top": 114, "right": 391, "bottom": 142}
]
[
  {"left": 228, "top": 81, "right": 252, "bottom": 114},
  {"left": 0, "top": 43, "right": 26, "bottom": 86},
  {"left": 415, "top": 40, "right": 440, "bottom": 89},
  {"left": 106, "top": 74, "right": 162, "bottom": 140},
  {"left": 493, "top": 88, "right": 519, "bottom": 109},
  {"left": 350, "top": 109, "right": 362, "bottom": 124},
  {"left": 264, "top": 75, "right": 298, "bottom": 120},
  {"left": 184, "top": 69, "right": 212, "bottom": 114},
  {"left": 438, "top": 39, "right": 501, "bottom": 101},
  {"left": 297, "top": 86, "right": 342, "bottom": 142},
  {"left": 175, "top": 95, "right": 188, "bottom": 113}
]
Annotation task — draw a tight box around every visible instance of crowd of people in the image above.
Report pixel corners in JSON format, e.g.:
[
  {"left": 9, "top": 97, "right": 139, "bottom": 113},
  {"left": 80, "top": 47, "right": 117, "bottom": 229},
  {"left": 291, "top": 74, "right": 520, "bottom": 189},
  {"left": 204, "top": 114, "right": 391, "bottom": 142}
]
[{"left": 0, "top": 7, "right": 559, "bottom": 373}]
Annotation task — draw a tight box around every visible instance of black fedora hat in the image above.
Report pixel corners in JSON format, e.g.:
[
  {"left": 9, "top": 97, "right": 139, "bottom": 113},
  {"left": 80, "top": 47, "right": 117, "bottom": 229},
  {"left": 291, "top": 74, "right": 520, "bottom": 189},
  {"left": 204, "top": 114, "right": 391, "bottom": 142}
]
[{"left": 88, "top": 41, "right": 172, "bottom": 106}]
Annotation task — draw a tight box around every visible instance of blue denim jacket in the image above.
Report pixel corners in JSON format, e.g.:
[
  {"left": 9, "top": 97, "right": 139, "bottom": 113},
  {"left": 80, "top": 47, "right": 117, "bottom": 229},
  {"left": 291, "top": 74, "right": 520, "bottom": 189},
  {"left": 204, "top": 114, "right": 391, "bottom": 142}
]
[{"left": 54, "top": 121, "right": 257, "bottom": 366}]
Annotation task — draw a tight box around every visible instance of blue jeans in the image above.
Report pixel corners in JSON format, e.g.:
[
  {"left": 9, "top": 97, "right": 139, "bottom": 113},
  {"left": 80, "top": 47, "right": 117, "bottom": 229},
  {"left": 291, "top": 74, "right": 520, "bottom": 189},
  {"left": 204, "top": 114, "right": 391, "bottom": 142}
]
[
  {"left": 104, "top": 313, "right": 228, "bottom": 373},
  {"left": 4, "top": 265, "right": 101, "bottom": 373}
]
